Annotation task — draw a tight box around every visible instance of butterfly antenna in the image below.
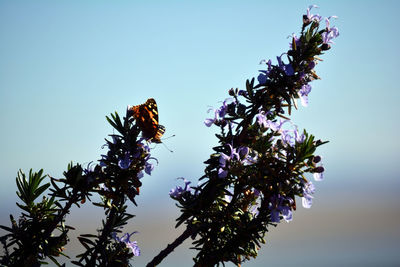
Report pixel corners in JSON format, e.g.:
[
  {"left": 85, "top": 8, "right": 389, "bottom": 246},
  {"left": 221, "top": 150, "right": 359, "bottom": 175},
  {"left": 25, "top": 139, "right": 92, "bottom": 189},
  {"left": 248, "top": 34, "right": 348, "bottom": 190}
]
[
  {"left": 161, "top": 134, "right": 175, "bottom": 153},
  {"left": 162, "top": 134, "right": 175, "bottom": 141},
  {"left": 162, "top": 142, "right": 173, "bottom": 153}
]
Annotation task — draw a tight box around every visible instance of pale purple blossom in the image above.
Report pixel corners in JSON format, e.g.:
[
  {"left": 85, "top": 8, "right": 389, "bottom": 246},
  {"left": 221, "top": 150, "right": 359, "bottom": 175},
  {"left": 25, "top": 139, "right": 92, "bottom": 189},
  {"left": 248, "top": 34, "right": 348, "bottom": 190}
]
[
  {"left": 302, "top": 181, "right": 316, "bottom": 208},
  {"left": 111, "top": 232, "right": 140, "bottom": 256},
  {"left": 99, "top": 154, "right": 108, "bottom": 167},
  {"left": 257, "top": 112, "right": 288, "bottom": 132},
  {"left": 218, "top": 144, "right": 239, "bottom": 178},
  {"left": 270, "top": 119, "right": 289, "bottom": 132},
  {"left": 238, "top": 146, "right": 258, "bottom": 165},
  {"left": 325, "top": 16, "right": 339, "bottom": 38},
  {"left": 204, "top": 118, "right": 215, "bottom": 127},
  {"left": 281, "top": 130, "right": 294, "bottom": 147},
  {"left": 169, "top": 178, "right": 192, "bottom": 199},
  {"left": 322, "top": 16, "right": 339, "bottom": 47},
  {"left": 258, "top": 59, "right": 272, "bottom": 84},
  {"left": 256, "top": 112, "right": 268, "bottom": 128},
  {"left": 281, "top": 205, "right": 293, "bottom": 222},
  {"left": 277, "top": 56, "right": 294, "bottom": 76},
  {"left": 224, "top": 194, "right": 233, "bottom": 203},
  {"left": 304, "top": 5, "right": 322, "bottom": 24},
  {"left": 250, "top": 206, "right": 259, "bottom": 217},
  {"left": 298, "top": 84, "right": 312, "bottom": 107},
  {"left": 204, "top": 98, "right": 235, "bottom": 127},
  {"left": 145, "top": 162, "right": 154, "bottom": 175},
  {"left": 99, "top": 183, "right": 110, "bottom": 192},
  {"left": 238, "top": 90, "right": 247, "bottom": 96},
  {"left": 313, "top": 168, "right": 324, "bottom": 181},
  {"left": 118, "top": 152, "right": 132, "bottom": 170},
  {"left": 268, "top": 195, "right": 293, "bottom": 223},
  {"left": 218, "top": 168, "right": 228, "bottom": 178},
  {"left": 294, "top": 127, "right": 306, "bottom": 143}
]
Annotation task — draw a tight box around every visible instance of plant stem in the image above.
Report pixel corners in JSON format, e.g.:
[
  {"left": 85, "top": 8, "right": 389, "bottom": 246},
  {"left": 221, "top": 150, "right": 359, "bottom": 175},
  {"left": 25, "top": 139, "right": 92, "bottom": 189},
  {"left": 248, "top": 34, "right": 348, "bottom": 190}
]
[
  {"left": 86, "top": 201, "right": 119, "bottom": 266},
  {"left": 146, "top": 226, "right": 193, "bottom": 267},
  {"left": 43, "top": 194, "right": 78, "bottom": 239}
]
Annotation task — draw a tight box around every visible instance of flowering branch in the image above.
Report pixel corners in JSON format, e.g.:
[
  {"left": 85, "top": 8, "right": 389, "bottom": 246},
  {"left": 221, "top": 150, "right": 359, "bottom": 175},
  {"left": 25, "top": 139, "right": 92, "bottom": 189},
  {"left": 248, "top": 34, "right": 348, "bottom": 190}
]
[{"left": 165, "top": 5, "right": 339, "bottom": 266}]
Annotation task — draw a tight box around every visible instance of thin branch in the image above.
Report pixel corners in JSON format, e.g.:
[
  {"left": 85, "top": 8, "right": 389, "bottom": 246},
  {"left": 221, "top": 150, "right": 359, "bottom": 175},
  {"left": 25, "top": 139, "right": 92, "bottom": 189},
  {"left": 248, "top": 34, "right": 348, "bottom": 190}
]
[{"left": 146, "top": 226, "right": 193, "bottom": 267}]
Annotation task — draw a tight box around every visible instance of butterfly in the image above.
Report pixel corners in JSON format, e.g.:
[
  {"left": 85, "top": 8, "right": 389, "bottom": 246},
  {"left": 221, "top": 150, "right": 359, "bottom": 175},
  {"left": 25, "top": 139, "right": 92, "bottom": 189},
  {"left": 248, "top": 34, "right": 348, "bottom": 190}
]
[{"left": 130, "top": 98, "right": 165, "bottom": 143}]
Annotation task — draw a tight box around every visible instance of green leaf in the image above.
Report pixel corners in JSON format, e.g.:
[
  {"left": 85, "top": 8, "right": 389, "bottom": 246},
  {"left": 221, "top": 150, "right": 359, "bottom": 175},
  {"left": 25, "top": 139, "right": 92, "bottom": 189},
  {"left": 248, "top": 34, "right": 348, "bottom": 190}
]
[
  {"left": 0, "top": 225, "right": 13, "bottom": 232},
  {"left": 79, "top": 234, "right": 97, "bottom": 238}
]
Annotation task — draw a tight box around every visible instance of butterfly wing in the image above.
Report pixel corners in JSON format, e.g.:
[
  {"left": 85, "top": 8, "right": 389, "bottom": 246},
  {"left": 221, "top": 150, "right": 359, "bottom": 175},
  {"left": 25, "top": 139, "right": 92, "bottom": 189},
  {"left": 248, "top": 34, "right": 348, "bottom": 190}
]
[
  {"left": 152, "top": 124, "right": 165, "bottom": 143},
  {"left": 131, "top": 98, "right": 164, "bottom": 143}
]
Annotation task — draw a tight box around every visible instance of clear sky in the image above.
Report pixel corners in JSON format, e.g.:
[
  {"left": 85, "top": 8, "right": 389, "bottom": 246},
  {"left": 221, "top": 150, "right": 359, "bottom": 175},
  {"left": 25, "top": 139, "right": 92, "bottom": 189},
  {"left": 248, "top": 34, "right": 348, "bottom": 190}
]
[{"left": 1, "top": 1, "right": 399, "bottom": 266}]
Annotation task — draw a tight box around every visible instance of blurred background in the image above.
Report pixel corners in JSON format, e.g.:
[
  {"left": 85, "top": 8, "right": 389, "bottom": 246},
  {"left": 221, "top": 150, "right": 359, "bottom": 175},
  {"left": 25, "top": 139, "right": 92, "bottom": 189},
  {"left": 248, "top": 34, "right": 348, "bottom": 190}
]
[{"left": 0, "top": 0, "right": 399, "bottom": 266}]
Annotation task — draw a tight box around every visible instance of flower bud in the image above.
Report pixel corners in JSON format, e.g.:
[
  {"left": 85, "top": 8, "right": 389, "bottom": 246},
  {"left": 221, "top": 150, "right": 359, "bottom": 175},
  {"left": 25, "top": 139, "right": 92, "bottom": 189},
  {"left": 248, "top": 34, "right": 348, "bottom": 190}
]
[
  {"left": 313, "top": 156, "right": 321, "bottom": 163},
  {"left": 321, "top": 43, "right": 331, "bottom": 51},
  {"left": 303, "top": 15, "right": 311, "bottom": 26},
  {"left": 313, "top": 166, "right": 324, "bottom": 173}
]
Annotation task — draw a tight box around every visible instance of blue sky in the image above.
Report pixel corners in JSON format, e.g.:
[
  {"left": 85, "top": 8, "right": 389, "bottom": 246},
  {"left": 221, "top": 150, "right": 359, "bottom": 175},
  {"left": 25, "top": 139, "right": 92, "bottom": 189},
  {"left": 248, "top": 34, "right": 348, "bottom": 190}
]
[{"left": 1, "top": 1, "right": 399, "bottom": 266}]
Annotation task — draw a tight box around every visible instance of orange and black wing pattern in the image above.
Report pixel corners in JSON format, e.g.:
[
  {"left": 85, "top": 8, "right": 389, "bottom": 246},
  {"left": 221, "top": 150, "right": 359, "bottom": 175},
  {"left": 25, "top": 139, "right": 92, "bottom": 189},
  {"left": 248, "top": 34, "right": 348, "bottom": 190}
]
[{"left": 131, "top": 98, "right": 165, "bottom": 143}]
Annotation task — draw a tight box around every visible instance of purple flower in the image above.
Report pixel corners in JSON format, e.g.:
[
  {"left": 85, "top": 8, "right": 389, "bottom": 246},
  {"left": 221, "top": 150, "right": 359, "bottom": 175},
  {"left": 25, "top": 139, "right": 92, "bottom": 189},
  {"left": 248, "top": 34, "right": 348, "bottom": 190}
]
[
  {"left": 258, "top": 71, "right": 268, "bottom": 84},
  {"left": 280, "top": 130, "right": 295, "bottom": 147},
  {"left": 321, "top": 17, "right": 339, "bottom": 49},
  {"left": 111, "top": 135, "right": 119, "bottom": 144},
  {"left": 270, "top": 209, "right": 280, "bottom": 223},
  {"left": 302, "top": 181, "right": 315, "bottom": 208},
  {"left": 256, "top": 112, "right": 268, "bottom": 128},
  {"left": 289, "top": 33, "right": 301, "bottom": 49},
  {"left": 277, "top": 56, "right": 294, "bottom": 76},
  {"left": 224, "top": 194, "right": 233, "bottom": 203},
  {"left": 218, "top": 144, "right": 242, "bottom": 178},
  {"left": 257, "top": 112, "right": 288, "bottom": 132},
  {"left": 112, "top": 232, "right": 140, "bottom": 256},
  {"left": 268, "top": 195, "right": 293, "bottom": 223},
  {"left": 222, "top": 144, "right": 240, "bottom": 163},
  {"left": 99, "top": 154, "right": 108, "bottom": 167},
  {"left": 298, "top": 84, "right": 312, "bottom": 107},
  {"left": 294, "top": 127, "right": 306, "bottom": 143},
  {"left": 238, "top": 90, "right": 247, "bottom": 96},
  {"left": 216, "top": 99, "right": 230, "bottom": 118},
  {"left": 281, "top": 205, "right": 293, "bottom": 222},
  {"left": 309, "top": 61, "right": 316, "bottom": 70},
  {"left": 99, "top": 183, "right": 110, "bottom": 192},
  {"left": 258, "top": 59, "right": 272, "bottom": 85},
  {"left": 169, "top": 178, "right": 192, "bottom": 199},
  {"left": 218, "top": 168, "right": 228, "bottom": 178},
  {"left": 83, "top": 162, "right": 95, "bottom": 175},
  {"left": 250, "top": 205, "right": 259, "bottom": 217},
  {"left": 238, "top": 146, "right": 249, "bottom": 158},
  {"left": 204, "top": 117, "right": 215, "bottom": 127},
  {"left": 303, "top": 5, "right": 322, "bottom": 25},
  {"left": 118, "top": 153, "right": 132, "bottom": 170},
  {"left": 313, "top": 166, "right": 324, "bottom": 181},
  {"left": 204, "top": 98, "right": 235, "bottom": 127},
  {"left": 325, "top": 16, "right": 339, "bottom": 38},
  {"left": 270, "top": 118, "right": 289, "bottom": 132},
  {"left": 145, "top": 162, "right": 154, "bottom": 175},
  {"left": 322, "top": 31, "right": 334, "bottom": 45}
]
